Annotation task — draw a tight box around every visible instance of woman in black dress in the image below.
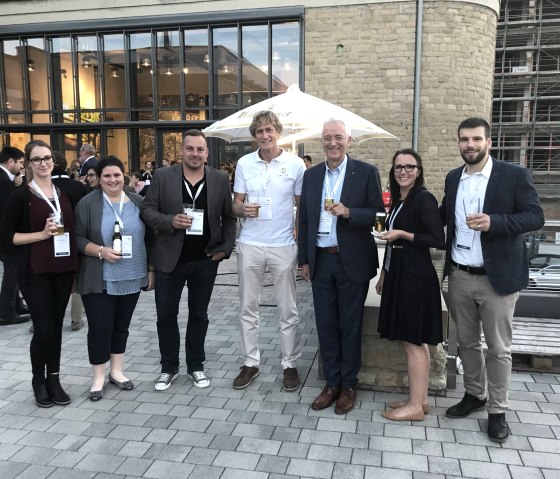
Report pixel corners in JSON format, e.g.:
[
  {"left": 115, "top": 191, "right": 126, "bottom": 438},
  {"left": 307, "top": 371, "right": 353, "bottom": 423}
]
[{"left": 375, "top": 149, "right": 444, "bottom": 421}]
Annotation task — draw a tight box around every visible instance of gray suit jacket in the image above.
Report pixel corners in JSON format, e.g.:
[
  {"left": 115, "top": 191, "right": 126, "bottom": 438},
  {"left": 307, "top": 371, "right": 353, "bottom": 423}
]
[{"left": 140, "top": 164, "right": 236, "bottom": 273}]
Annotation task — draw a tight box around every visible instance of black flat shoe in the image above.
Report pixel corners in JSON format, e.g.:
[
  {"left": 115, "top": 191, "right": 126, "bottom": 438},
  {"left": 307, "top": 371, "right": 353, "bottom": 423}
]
[
  {"left": 108, "top": 374, "right": 134, "bottom": 390},
  {"left": 33, "top": 383, "right": 54, "bottom": 408},
  {"left": 446, "top": 393, "right": 487, "bottom": 418},
  {"left": 488, "top": 413, "right": 510, "bottom": 443},
  {"left": 89, "top": 387, "right": 104, "bottom": 401}
]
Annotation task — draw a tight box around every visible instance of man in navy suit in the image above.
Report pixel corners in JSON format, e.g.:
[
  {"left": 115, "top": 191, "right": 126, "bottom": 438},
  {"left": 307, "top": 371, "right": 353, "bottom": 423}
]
[
  {"left": 298, "top": 118, "right": 384, "bottom": 414},
  {"left": 441, "top": 117, "right": 544, "bottom": 442}
]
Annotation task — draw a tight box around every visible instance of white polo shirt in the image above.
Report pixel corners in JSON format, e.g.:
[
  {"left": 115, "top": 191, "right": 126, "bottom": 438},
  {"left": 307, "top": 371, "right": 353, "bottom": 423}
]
[{"left": 234, "top": 149, "right": 305, "bottom": 247}]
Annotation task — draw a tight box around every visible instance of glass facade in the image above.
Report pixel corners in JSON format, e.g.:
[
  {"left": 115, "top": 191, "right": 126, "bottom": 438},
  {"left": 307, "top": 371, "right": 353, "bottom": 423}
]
[{"left": 0, "top": 13, "right": 303, "bottom": 171}]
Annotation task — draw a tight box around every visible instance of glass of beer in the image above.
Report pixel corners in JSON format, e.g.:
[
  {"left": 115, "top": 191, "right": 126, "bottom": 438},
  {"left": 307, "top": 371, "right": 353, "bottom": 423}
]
[
  {"left": 49, "top": 212, "right": 64, "bottom": 235},
  {"left": 375, "top": 212, "right": 386, "bottom": 233},
  {"left": 246, "top": 193, "right": 260, "bottom": 218}
]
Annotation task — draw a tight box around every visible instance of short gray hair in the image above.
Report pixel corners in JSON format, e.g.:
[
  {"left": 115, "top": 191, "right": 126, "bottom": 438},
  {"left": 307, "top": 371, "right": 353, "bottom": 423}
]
[
  {"left": 81, "top": 143, "right": 96, "bottom": 155},
  {"left": 322, "top": 116, "right": 351, "bottom": 136}
]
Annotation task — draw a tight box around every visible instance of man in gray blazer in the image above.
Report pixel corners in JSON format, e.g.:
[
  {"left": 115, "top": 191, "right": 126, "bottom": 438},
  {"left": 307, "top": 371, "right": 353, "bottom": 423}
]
[
  {"left": 441, "top": 117, "right": 544, "bottom": 443},
  {"left": 141, "top": 130, "right": 236, "bottom": 391}
]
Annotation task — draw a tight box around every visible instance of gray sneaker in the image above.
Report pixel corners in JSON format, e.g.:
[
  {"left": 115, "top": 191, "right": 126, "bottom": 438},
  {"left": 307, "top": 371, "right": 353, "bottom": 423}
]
[
  {"left": 71, "top": 320, "right": 84, "bottom": 331},
  {"left": 154, "top": 371, "right": 179, "bottom": 391},
  {"left": 188, "top": 371, "right": 210, "bottom": 388}
]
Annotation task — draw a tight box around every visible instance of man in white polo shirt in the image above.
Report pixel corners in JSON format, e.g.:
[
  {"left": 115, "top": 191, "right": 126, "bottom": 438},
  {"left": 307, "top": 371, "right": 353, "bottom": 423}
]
[{"left": 232, "top": 110, "right": 305, "bottom": 392}]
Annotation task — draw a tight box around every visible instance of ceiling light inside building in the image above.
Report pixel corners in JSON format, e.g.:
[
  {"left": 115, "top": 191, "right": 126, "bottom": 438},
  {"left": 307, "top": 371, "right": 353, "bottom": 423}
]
[
  {"left": 111, "top": 67, "right": 120, "bottom": 78},
  {"left": 141, "top": 58, "right": 151, "bottom": 68},
  {"left": 27, "top": 60, "right": 35, "bottom": 71},
  {"left": 183, "top": 66, "right": 189, "bottom": 74},
  {"left": 203, "top": 54, "right": 209, "bottom": 63},
  {"left": 164, "top": 67, "right": 173, "bottom": 75},
  {"left": 82, "top": 57, "right": 91, "bottom": 69},
  {"left": 60, "top": 69, "right": 67, "bottom": 79}
]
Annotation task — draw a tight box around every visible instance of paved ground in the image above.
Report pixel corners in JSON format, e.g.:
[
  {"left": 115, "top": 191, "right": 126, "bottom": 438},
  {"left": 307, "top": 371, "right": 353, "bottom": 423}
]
[{"left": 1, "top": 253, "right": 560, "bottom": 478}]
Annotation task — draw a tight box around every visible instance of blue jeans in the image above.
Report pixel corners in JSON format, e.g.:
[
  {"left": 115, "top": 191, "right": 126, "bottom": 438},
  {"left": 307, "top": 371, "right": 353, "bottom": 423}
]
[{"left": 155, "top": 257, "right": 219, "bottom": 374}]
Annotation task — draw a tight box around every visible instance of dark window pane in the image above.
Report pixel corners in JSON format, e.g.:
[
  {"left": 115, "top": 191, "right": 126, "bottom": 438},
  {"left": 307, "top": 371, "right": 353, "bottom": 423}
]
[
  {"left": 184, "top": 29, "right": 209, "bottom": 111},
  {"left": 52, "top": 37, "right": 74, "bottom": 113},
  {"left": 3, "top": 40, "right": 25, "bottom": 111},
  {"left": 103, "top": 34, "right": 126, "bottom": 109},
  {"left": 77, "top": 36, "right": 101, "bottom": 110},
  {"left": 28, "top": 38, "right": 49, "bottom": 113},
  {"left": 242, "top": 25, "right": 269, "bottom": 107},
  {"left": 213, "top": 27, "right": 238, "bottom": 108},
  {"left": 272, "top": 22, "right": 299, "bottom": 94},
  {"left": 130, "top": 33, "right": 153, "bottom": 111},
  {"left": 157, "top": 30, "right": 180, "bottom": 109}
]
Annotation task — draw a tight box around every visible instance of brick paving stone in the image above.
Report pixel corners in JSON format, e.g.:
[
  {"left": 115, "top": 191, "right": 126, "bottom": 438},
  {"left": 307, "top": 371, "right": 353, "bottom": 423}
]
[
  {"left": 208, "top": 434, "right": 241, "bottom": 451},
  {"left": 10, "top": 445, "right": 60, "bottom": 466},
  {"left": 252, "top": 411, "right": 292, "bottom": 427},
  {"left": 74, "top": 452, "right": 126, "bottom": 473},
  {"left": 143, "top": 443, "right": 190, "bottom": 463},
  {"left": 509, "top": 422, "right": 556, "bottom": 438},
  {"left": 286, "top": 457, "right": 334, "bottom": 478},
  {"left": 0, "top": 460, "right": 28, "bottom": 479},
  {"left": 115, "top": 457, "right": 153, "bottom": 476},
  {"left": 11, "top": 464, "right": 55, "bottom": 479},
  {"left": 271, "top": 425, "right": 301, "bottom": 442},
  {"left": 370, "top": 436, "right": 412, "bottom": 453},
  {"left": 316, "top": 417, "right": 357, "bottom": 433},
  {"left": 187, "top": 464, "right": 224, "bottom": 479},
  {"left": 23, "top": 417, "right": 58, "bottom": 432},
  {"left": 351, "top": 448, "right": 382, "bottom": 467},
  {"left": 487, "top": 446, "right": 522, "bottom": 465},
  {"left": 299, "top": 429, "right": 341, "bottom": 446},
  {"left": 78, "top": 436, "right": 127, "bottom": 455},
  {"left": 340, "top": 432, "right": 369, "bottom": 449},
  {"left": 255, "top": 454, "right": 290, "bottom": 474},
  {"left": 333, "top": 462, "right": 366, "bottom": 478},
  {"left": 414, "top": 472, "right": 446, "bottom": 479},
  {"left": 278, "top": 441, "right": 310, "bottom": 459},
  {"left": 543, "top": 469, "right": 560, "bottom": 479},
  {"left": 365, "top": 465, "right": 412, "bottom": 478},
  {"left": 460, "top": 459, "right": 511, "bottom": 479},
  {"left": 16, "top": 430, "right": 66, "bottom": 448},
  {"left": 143, "top": 459, "right": 195, "bottom": 478},
  {"left": 213, "top": 450, "right": 261, "bottom": 470},
  {"left": 355, "top": 421, "right": 385, "bottom": 436},
  {"left": 520, "top": 451, "right": 560, "bottom": 469},
  {"left": 237, "top": 436, "right": 282, "bottom": 455},
  {"left": 46, "top": 450, "right": 86, "bottom": 468},
  {"left": 108, "top": 424, "right": 152, "bottom": 441},
  {"left": 383, "top": 451, "right": 428, "bottom": 472},
  {"left": 185, "top": 447, "right": 219, "bottom": 465},
  {"left": 509, "top": 466, "right": 545, "bottom": 479},
  {"left": 116, "top": 440, "right": 153, "bottom": 458},
  {"left": 169, "top": 431, "right": 214, "bottom": 448},
  {"left": 412, "top": 439, "right": 443, "bottom": 457},
  {"left": 443, "top": 442, "right": 490, "bottom": 461},
  {"left": 428, "top": 456, "right": 462, "bottom": 476},
  {"left": 169, "top": 417, "right": 211, "bottom": 432},
  {"left": 518, "top": 411, "right": 560, "bottom": 426},
  {"left": 231, "top": 423, "right": 274, "bottom": 439},
  {"left": 307, "top": 444, "right": 352, "bottom": 463},
  {"left": 454, "top": 429, "right": 496, "bottom": 447},
  {"left": 219, "top": 469, "right": 268, "bottom": 479},
  {"left": 385, "top": 423, "right": 426, "bottom": 440}
]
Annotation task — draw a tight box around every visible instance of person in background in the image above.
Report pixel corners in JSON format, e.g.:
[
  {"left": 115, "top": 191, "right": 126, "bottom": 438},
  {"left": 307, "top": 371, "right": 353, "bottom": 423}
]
[
  {"left": 375, "top": 149, "right": 445, "bottom": 421},
  {"left": 130, "top": 172, "right": 147, "bottom": 195},
  {"left": 142, "top": 161, "right": 154, "bottom": 184},
  {"left": 123, "top": 174, "right": 135, "bottom": 194},
  {"left": 78, "top": 143, "right": 98, "bottom": 181},
  {"left": 51, "top": 150, "right": 87, "bottom": 332},
  {"left": 85, "top": 167, "right": 99, "bottom": 193},
  {"left": 74, "top": 156, "right": 154, "bottom": 401},
  {"left": 0, "top": 140, "right": 78, "bottom": 407},
  {"left": 0, "top": 146, "right": 31, "bottom": 326},
  {"left": 303, "top": 154, "right": 313, "bottom": 169}
]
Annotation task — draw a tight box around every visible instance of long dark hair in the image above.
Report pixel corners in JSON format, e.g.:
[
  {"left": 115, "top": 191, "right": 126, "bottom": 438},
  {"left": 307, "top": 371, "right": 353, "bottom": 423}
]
[{"left": 388, "top": 148, "right": 425, "bottom": 214}]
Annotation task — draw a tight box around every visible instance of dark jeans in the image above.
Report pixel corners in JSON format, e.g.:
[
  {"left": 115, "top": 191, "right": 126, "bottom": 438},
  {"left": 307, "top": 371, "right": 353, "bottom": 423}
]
[
  {"left": 311, "top": 250, "right": 369, "bottom": 389},
  {"left": 155, "top": 257, "right": 219, "bottom": 374},
  {"left": 82, "top": 291, "right": 140, "bottom": 365},
  {"left": 19, "top": 271, "right": 74, "bottom": 382},
  {"left": 0, "top": 251, "right": 19, "bottom": 320}
]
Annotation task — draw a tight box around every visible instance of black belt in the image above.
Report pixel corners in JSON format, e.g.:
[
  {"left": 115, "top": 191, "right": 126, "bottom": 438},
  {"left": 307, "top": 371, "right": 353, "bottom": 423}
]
[
  {"left": 451, "top": 260, "right": 486, "bottom": 275},
  {"left": 317, "top": 246, "right": 339, "bottom": 254}
]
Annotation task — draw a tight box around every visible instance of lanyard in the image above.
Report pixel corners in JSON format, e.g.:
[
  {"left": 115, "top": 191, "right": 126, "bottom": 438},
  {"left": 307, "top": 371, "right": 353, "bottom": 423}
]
[
  {"left": 183, "top": 179, "right": 204, "bottom": 209},
  {"left": 30, "top": 180, "right": 61, "bottom": 217},
  {"left": 388, "top": 201, "right": 404, "bottom": 231},
  {"left": 259, "top": 161, "right": 278, "bottom": 193},
  {"left": 324, "top": 161, "right": 347, "bottom": 200},
  {"left": 103, "top": 191, "right": 125, "bottom": 229}
]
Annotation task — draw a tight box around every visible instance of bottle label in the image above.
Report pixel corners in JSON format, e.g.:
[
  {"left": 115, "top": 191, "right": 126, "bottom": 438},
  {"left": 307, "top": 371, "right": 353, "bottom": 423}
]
[{"left": 113, "top": 239, "right": 122, "bottom": 254}]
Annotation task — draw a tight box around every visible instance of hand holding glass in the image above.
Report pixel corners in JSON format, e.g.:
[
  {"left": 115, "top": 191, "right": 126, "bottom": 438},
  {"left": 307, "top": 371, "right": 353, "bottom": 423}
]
[
  {"left": 245, "top": 194, "right": 260, "bottom": 218},
  {"left": 49, "top": 212, "right": 64, "bottom": 235}
]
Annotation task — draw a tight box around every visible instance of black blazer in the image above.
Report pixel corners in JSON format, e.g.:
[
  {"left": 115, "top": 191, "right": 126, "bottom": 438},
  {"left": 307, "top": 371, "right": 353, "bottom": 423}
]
[
  {"left": 298, "top": 156, "right": 384, "bottom": 283},
  {"left": 441, "top": 158, "right": 544, "bottom": 295},
  {"left": 382, "top": 187, "right": 445, "bottom": 276}
]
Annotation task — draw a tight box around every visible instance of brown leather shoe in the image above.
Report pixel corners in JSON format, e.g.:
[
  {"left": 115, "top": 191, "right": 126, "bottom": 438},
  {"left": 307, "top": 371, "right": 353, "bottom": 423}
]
[
  {"left": 233, "top": 366, "right": 259, "bottom": 389},
  {"left": 283, "top": 367, "right": 299, "bottom": 391},
  {"left": 335, "top": 388, "right": 357, "bottom": 414},
  {"left": 311, "top": 385, "right": 341, "bottom": 410}
]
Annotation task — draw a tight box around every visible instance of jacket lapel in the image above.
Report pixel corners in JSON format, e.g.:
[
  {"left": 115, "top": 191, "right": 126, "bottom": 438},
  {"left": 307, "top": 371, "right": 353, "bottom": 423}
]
[
  {"left": 482, "top": 158, "right": 500, "bottom": 214},
  {"left": 339, "top": 157, "right": 355, "bottom": 205}
]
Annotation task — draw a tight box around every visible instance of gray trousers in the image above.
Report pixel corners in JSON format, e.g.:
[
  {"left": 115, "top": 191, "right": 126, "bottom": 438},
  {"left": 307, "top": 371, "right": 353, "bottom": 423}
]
[{"left": 447, "top": 266, "right": 519, "bottom": 414}]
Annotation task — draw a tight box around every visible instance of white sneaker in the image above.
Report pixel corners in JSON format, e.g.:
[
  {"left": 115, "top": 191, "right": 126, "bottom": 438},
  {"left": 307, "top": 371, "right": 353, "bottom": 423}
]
[
  {"left": 188, "top": 370, "right": 210, "bottom": 388},
  {"left": 154, "top": 371, "right": 178, "bottom": 391}
]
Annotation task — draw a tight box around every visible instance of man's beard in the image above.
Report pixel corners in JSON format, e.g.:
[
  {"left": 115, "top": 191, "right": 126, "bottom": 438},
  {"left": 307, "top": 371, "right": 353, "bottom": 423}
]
[{"left": 461, "top": 148, "right": 487, "bottom": 165}]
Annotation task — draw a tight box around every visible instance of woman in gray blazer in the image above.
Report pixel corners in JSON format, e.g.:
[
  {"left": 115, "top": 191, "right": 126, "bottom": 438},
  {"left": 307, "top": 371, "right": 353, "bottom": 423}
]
[{"left": 75, "top": 156, "right": 154, "bottom": 401}]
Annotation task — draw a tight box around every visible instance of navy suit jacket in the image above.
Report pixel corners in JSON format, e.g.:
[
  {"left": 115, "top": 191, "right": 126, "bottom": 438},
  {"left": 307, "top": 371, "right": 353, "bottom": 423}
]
[
  {"left": 298, "top": 156, "right": 384, "bottom": 283},
  {"left": 441, "top": 158, "right": 544, "bottom": 295}
]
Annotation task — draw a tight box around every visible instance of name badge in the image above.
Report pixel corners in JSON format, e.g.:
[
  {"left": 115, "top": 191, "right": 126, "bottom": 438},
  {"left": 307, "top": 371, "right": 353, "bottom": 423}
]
[
  {"left": 186, "top": 208, "right": 204, "bottom": 235},
  {"left": 121, "top": 235, "right": 133, "bottom": 258},
  {"left": 456, "top": 225, "right": 475, "bottom": 250},
  {"left": 318, "top": 210, "right": 333, "bottom": 236},
  {"left": 54, "top": 233, "right": 70, "bottom": 257},
  {"left": 257, "top": 196, "right": 272, "bottom": 221}
]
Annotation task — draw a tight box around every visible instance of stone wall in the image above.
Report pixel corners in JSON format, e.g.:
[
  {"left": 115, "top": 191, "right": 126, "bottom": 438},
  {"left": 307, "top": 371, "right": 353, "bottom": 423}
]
[{"left": 304, "top": 1, "right": 498, "bottom": 201}]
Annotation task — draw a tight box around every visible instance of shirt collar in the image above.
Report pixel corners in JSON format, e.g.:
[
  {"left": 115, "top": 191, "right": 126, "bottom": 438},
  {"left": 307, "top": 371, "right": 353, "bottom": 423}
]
[
  {"left": 0, "top": 164, "right": 15, "bottom": 181},
  {"left": 326, "top": 155, "right": 348, "bottom": 173},
  {"left": 460, "top": 155, "right": 493, "bottom": 181}
]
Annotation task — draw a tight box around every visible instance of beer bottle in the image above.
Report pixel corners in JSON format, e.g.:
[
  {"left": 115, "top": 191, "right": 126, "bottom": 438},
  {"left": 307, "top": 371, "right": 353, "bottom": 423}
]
[{"left": 112, "top": 221, "right": 122, "bottom": 255}]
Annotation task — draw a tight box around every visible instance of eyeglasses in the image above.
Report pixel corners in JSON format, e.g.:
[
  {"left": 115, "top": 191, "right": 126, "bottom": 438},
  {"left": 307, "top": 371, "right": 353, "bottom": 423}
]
[
  {"left": 86, "top": 173, "right": 97, "bottom": 178},
  {"left": 29, "top": 155, "right": 54, "bottom": 166},
  {"left": 394, "top": 164, "right": 418, "bottom": 173},
  {"left": 321, "top": 135, "right": 346, "bottom": 143}
]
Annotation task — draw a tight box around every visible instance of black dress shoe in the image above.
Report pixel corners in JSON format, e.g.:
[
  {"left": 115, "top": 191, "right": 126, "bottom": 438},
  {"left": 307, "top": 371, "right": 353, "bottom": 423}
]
[
  {"left": 32, "top": 383, "right": 54, "bottom": 408},
  {"left": 446, "top": 393, "right": 487, "bottom": 418},
  {"left": 89, "top": 387, "right": 104, "bottom": 401},
  {"left": 0, "top": 314, "right": 30, "bottom": 326},
  {"left": 108, "top": 374, "right": 134, "bottom": 390},
  {"left": 16, "top": 306, "right": 30, "bottom": 315},
  {"left": 488, "top": 413, "right": 510, "bottom": 443},
  {"left": 46, "top": 373, "right": 71, "bottom": 405}
]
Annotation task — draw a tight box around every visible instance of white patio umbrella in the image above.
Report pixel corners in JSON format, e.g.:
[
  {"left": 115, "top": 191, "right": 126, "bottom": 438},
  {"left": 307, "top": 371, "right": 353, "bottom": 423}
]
[{"left": 203, "top": 84, "right": 397, "bottom": 144}]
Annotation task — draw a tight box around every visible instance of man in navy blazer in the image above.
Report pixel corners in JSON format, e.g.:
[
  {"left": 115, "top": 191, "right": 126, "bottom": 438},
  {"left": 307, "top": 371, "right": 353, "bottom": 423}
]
[
  {"left": 298, "top": 118, "right": 384, "bottom": 414},
  {"left": 441, "top": 117, "right": 544, "bottom": 443}
]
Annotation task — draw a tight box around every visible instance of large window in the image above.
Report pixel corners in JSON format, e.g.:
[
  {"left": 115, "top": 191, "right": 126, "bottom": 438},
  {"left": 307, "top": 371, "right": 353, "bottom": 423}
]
[{"left": 0, "top": 14, "right": 302, "bottom": 170}]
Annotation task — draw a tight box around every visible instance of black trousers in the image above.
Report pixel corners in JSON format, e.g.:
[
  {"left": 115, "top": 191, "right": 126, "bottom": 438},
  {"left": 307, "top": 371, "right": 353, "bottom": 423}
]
[
  {"left": 311, "top": 250, "right": 369, "bottom": 389},
  {"left": 155, "top": 257, "right": 219, "bottom": 374},
  {"left": 0, "top": 251, "right": 20, "bottom": 320},
  {"left": 19, "top": 271, "right": 74, "bottom": 382},
  {"left": 82, "top": 291, "right": 140, "bottom": 365}
]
